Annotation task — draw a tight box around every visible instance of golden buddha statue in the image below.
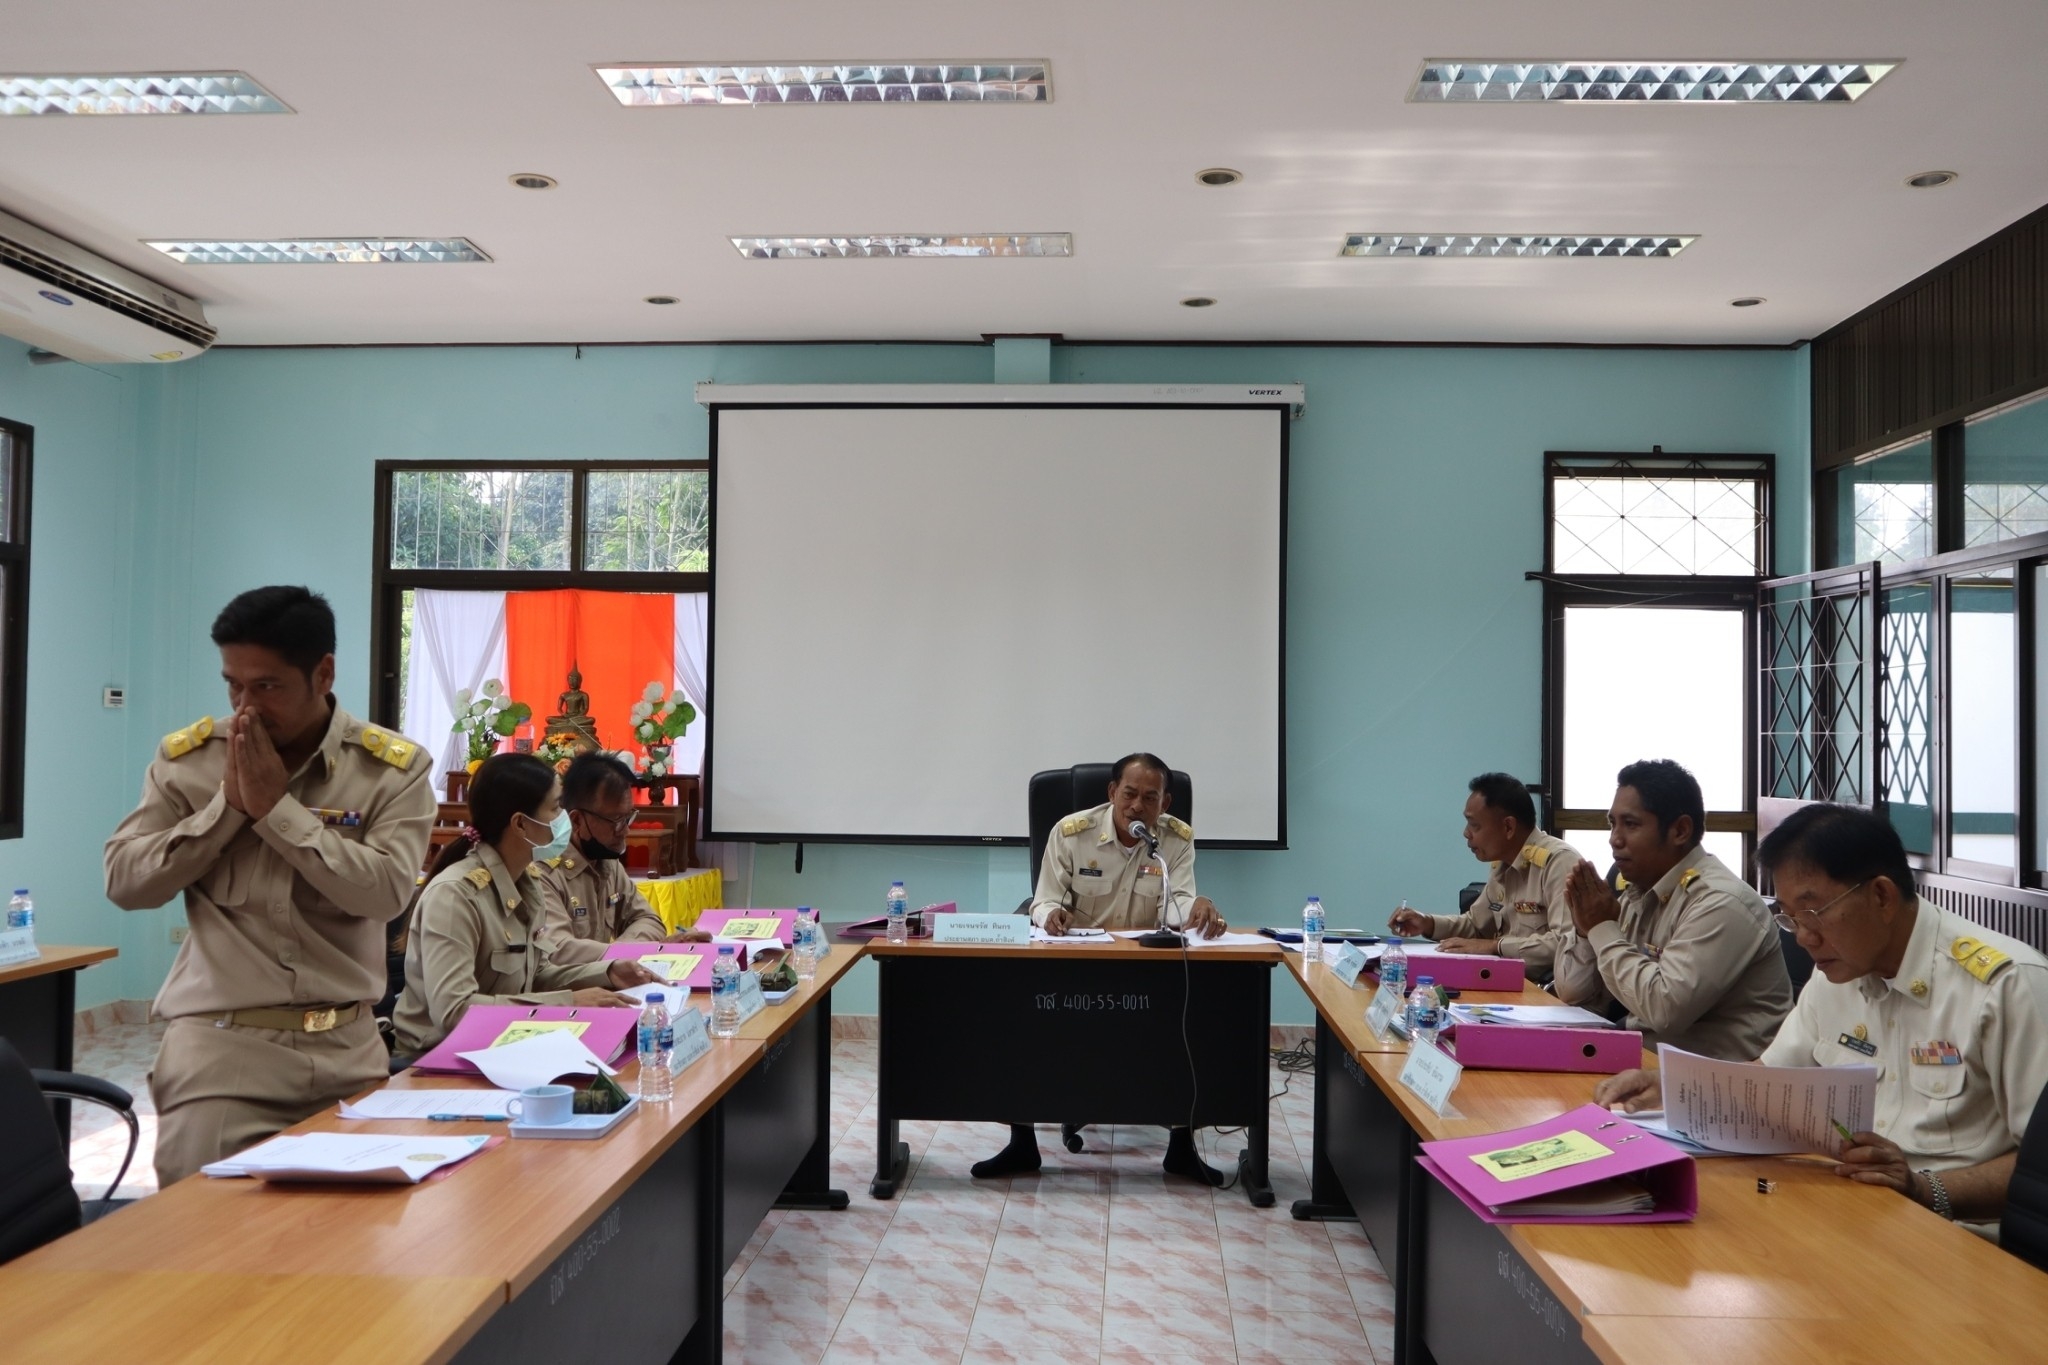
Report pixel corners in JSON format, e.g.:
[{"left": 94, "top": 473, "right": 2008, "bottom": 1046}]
[{"left": 545, "top": 666, "right": 602, "bottom": 752}]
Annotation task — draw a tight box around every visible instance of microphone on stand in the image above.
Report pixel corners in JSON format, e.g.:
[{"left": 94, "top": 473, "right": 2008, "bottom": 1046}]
[
  {"left": 1128, "top": 819, "right": 1159, "bottom": 852},
  {"left": 1132, "top": 818, "right": 1185, "bottom": 948}
]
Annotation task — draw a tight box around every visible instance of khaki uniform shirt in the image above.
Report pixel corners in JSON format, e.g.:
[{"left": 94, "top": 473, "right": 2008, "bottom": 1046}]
[
  {"left": 1030, "top": 803, "right": 1196, "bottom": 932},
  {"left": 1554, "top": 847, "right": 1792, "bottom": 1060},
  {"left": 536, "top": 850, "right": 666, "bottom": 965},
  {"left": 104, "top": 705, "right": 434, "bottom": 1018},
  {"left": 1428, "top": 830, "right": 1582, "bottom": 978},
  {"left": 1761, "top": 905, "right": 2048, "bottom": 1172},
  {"left": 391, "top": 843, "right": 612, "bottom": 1055}
]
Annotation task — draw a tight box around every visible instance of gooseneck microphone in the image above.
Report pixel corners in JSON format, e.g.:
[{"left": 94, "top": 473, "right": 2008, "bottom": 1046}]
[
  {"left": 1132, "top": 818, "right": 1185, "bottom": 948},
  {"left": 1128, "top": 818, "right": 1159, "bottom": 852}
]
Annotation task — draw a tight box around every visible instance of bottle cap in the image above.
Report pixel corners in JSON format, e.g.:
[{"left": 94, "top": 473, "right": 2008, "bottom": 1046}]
[
  {"left": 1415, "top": 976, "right": 1435, "bottom": 988},
  {"left": 798, "top": 906, "right": 811, "bottom": 913},
  {"left": 12, "top": 889, "right": 25, "bottom": 895},
  {"left": 646, "top": 991, "right": 664, "bottom": 1002},
  {"left": 718, "top": 944, "right": 736, "bottom": 955}
]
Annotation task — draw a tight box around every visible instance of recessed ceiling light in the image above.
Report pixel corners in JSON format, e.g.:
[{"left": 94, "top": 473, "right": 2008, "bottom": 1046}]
[
  {"left": 509, "top": 173, "right": 558, "bottom": 191},
  {"left": 595, "top": 63, "right": 1049, "bottom": 106},
  {"left": 1730, "top": 296, "right": 1766, "bottom": 307},
  {"left": 730, "top": 234, "right": 1071, "bottom": 259},
  {"left": 0, "top": 71, "right": 289, "bottom": 116},
  {"left": 1410, "top": 61, "right": 1898, "bottom": 103},
  {"left": 1180, "top": 297, "right": 1217, "bottom": 308},
  {"left": 1196, "top": 168, "right": 1242, "bottom": 187},
  {"left": 1906, "top": 170, "right": 1958, "bottom": 189},
  {"left": 1342, "top": 234, "right": 1695, "bottom": 258},
  {"left": 145, "top": 238, "right": 490, "bottom": 265},
  {"left": 645, "top": 295, "right": 679, "bottom": 305}
]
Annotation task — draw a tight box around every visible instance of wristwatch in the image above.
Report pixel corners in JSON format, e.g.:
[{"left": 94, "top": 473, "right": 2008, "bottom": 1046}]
[{"left": 1918, "top": 1167, "right": 1954, "bottom": 1220}]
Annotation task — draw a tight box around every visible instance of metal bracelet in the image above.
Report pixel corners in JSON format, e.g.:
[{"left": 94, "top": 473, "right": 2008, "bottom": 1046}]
[{"left": 1919, "top": 1167, "right": 1954, "bottom": 1220}]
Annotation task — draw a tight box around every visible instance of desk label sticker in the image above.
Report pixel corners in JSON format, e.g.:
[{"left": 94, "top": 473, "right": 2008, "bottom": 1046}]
[
  {"left": 637, "top": 953, "right": 703, "bottom": 984},
  {"left": 932, "top": 913, "right": 1032, "bottom": 946},
  {"left": 1329, "top": 943, "right": 1371, "bottom": 988},
  {"left": 1469, "top": 1129, "right": 1610, "bottom": 1183},
  {"left": 1366, "top": 983, "right": 1403, "bottom": 1037},
  {"left": 491, "top": 1020, "right": 591, "bottom": 1048},
  {"left": 669, "top": 1009, "right": 711, "bottom": 1074},
  {"left": 1399, "top": 1037, "right": 1462, "bottom": 1115},
  {"left": 719, "top": 917, "right": 782, "bottom": 939}
]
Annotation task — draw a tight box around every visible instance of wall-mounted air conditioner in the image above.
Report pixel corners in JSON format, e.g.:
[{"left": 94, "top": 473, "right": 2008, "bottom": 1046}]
[{"left": 0, "top": 207, "right": 214, "bottom": 363}]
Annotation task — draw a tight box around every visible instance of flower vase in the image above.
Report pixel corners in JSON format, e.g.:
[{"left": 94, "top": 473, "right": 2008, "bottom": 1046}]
[{"left": 645, "top": 744, "right": 672, "bottom": 779}]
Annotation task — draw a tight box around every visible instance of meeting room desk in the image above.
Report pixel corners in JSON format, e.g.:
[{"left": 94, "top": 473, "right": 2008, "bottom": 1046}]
[
  {"left": 860, "top": 933, "right": 1281, "bottom": 1206},
  {"left": 7, "top": 1037, "right": 765, "bottom": 1365},
  {"left": 0, "top": 944, "right": 118, "bottom": 1152}
]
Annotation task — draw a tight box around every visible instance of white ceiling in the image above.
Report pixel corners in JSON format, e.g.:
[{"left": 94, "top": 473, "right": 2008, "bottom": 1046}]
[{"left": 3, "top": 0, "right": 2046, "bottom": 347}]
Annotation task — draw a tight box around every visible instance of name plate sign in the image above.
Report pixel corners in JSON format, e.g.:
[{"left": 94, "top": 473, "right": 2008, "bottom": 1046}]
[
  {"left": 1398, "top": 1037, "right": 1463, "bottom": 1116},
  {"left": 734, "top": 973, "right": 766, "bottom": 1025},
  {"left": 933, "top": 913, "right": 1031, "bottom": 946},
  {"left": 668, "top": 1009, "right": 711, "bottom": 1074},
  {"left": 1329, "top": 943, "right": 1371, "bottom": 988},
  {"left": 1365, "top": 982, "right": 1403, "bottom": 1038},
  {"left": 0, "top": 927, "right": 37, "bottom": 967}
]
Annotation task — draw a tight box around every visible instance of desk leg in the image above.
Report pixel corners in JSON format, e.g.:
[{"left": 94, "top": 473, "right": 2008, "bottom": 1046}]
[
  {"left": 775, "top": 994, "right": 849, "bottom": 1212},
  {"left": 1290, "top": 1015, "right": 1357, "bottom": 1222},
  {"left": 676, "top": 1106, "right": 725, "bottom": 1365},
  {"left": 871, "top": 961, "right": 910, "bottom": 1199},
  {"left": 1238, "top": 1119, "right": 1275, "bottom": 1208},
  {"left": 1395, "top": 1127, "right": 1432, "bottom": 1365}
]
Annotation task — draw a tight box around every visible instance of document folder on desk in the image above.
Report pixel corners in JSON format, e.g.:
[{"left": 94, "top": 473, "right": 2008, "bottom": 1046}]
[
  {"left": 1371, "top": 951, "right": 1525, "bottom": 992},
  {"left": 695, "top": 909, "right": 797, "bottom": 942},
  {"left": 411, "top": 1004, "right": 638, "bottom": 1074},
  {"left": 1440, "top": 1023, "right": 1642, "bottom": 1074},
  {"left": 1417, "top": 1103, "right": 1695, "bottom": 1224}
]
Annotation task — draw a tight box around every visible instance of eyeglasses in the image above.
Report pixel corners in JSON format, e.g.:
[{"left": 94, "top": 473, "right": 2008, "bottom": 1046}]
[
  {"left": 1769, "top": 880, "right": 1866, "bottom": 934},
  {"left": 572, "top": 807, "right": 635, "bottom": 836}
]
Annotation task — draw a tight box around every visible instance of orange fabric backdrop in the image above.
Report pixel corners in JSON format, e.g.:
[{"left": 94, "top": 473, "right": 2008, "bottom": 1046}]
[{"left": 505, "top": 591, "right": 675, "bottom": 755}]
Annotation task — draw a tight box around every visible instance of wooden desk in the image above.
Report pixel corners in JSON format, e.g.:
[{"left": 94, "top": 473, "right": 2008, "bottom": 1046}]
[
  {"left": 1284, "top": 948, "right": 1553, "bottom": 1221},
  {"left": 0, "top": 944, "right": 118, "bottom": 1152},
  {"left": 860, "top": 933, "right": 1283, "bottom": 1205},
  {"left": 3, "top": 1269, "right": 502, "bottom": 1365}
]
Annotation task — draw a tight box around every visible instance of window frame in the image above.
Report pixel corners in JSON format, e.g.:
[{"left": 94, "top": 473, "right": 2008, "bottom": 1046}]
[
  {"left": 0, "top": 419, "right": 30, "bottom": 839},
  {"left": 369, "top": 459, "right": 709, "bottom": 728},
  {"left": 1538, "top": 451, "right": 1772, "bottom": 875}
]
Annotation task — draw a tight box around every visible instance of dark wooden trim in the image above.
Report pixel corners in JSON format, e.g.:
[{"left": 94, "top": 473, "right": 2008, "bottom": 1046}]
[{"left": 0, "top": 417, "right": 29, "bottom": 838}]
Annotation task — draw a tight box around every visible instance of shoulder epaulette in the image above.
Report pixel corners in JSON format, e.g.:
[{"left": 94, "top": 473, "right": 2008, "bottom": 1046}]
[
  {"left": 543, "top": 855, "right": 566, "bottom": 870},
  {"left": 464, "top": 867, "right": 492, "bottom": 889},
  {"left": 1614, "top": 875, "right": 1630, "bottom": 892},
  {"left": 1059, "top": 814, "right": 1091, "bottom": 837},
  {"left": 1951, "top": 937, "right": 2013, "bottom": 984},
  {"left": 353, "top": 725, "right": 419, "bottom": 771},
  {"left": 161, "top": 716, "right": 218, "bottom": 760},
  {"left": 1678, "top": 868, "right": 1702, "bottom": 889},
  {"left": 1524, "top": 845, "right": 1552, "bottom": 868},
  {"left": 1162, "top": 814, "right": 1193, "bottom": 841}
]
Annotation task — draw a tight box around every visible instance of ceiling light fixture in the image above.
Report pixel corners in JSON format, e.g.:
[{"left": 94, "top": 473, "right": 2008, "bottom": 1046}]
[
  {"left": 645, "top": 295, "right": 679, "bottom": 305},
  {"left": 1730, "top": 297, "right": 1766, "bottom": 307},
  {"left": 1410, "top": 61, "right": 1897, "bottom": 103},
  {"left": 1342, "top": 234, "right": 1695, "bottom": 258},
  {"left": 0, "top": 71, "right": 289, "bottom": 116},
  {"left": 730, "top": 234, "right": 1071, "bottom": 259},
  {"left": 145, "top": 238, "right": 490, "bottom": 265},
  {"left": 1906, "top": 170, "right": 1958, "bottom": 189},
  {"left": 1196, "top": 168, "right": 1242, "bottom": 186},
  {"left": 596, "top": 63, "right": 1049, "bottom": 106},
  {"left": 1180, "top": 297, "right": 1217, "bottom": 308},
  {"left": 509, "top": 173, "right": 558, "bottom": 191}
]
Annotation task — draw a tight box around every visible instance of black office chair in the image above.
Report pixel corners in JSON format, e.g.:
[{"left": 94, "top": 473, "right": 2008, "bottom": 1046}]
[
  {"left": 0, "top": 1037, "right": 140, "bottom": 1266},
  {"left": 1022, "top": 764, "right": 1194, "bottom": 1153},
  {"left": 1457, "top": 882, "right": 1486, "bottom": 915},
  {"left": 1777, "top": 926, "right": 1815, "bottom": 998},
  {"left": 2000, "top": 1077, "right": 2048, "bottom": 1269}
]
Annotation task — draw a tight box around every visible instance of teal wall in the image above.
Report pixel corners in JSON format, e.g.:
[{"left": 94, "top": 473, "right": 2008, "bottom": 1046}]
[{"left": 0, "top": 339, "right": 1809, "bottom": 1018}]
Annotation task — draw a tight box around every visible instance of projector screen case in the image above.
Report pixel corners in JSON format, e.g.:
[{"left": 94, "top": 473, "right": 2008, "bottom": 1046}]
[{"left": 705, "top": 402, "right": 1288, "bottom": 848}]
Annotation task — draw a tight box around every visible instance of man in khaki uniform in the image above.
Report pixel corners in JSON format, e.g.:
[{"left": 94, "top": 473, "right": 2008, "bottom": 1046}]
[
  {"left": 1600, "top": 803, "right": 2048, "bottom": 1229},
  {"left": 1555, "top": 759, "right": 1791, "bottom": 1059},
  {"left": 538, "top": 753, "right": 702, "bottom": 964},
  {"left": 105, "top": 587, "right": 433, "bottom": 1184},
  {"left": 1029, "top": 756, "right": 1225, "bottom": 937},
  {"left": 392, "top": 842, "right": 635, "bottom": 1055},
  {"left": 1388, "top": 772, "right": 1581, "bottom": 978}
]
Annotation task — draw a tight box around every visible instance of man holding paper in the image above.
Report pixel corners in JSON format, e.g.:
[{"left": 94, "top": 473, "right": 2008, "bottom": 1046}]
[
  {"left": 1387, "top": 772, "right": 1581, "bottom": 977},
  {"left": 1554, "top": 759, "right": 1792, "bottom": 1059},
  {"left": 538, "top": 753, "right": 709, "bottom": 963},
  {"left": 1599, "top": 804, "right": 2048, "bottom": 1226}
]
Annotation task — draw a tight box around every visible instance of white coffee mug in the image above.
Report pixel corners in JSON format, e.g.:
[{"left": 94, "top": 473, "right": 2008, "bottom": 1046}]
[{"left": 506, "top": 1083, "right": 575, "bottom": 1125}]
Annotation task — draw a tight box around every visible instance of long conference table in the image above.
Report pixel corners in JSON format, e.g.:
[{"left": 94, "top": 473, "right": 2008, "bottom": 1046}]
[{"left": 1281, "top": 949, "right": 2048, "bottom": 1365}]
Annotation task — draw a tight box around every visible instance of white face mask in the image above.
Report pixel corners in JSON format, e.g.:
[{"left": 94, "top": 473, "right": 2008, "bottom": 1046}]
[{"left": 521, "top": 809, "right": 573, "bottom": 862}]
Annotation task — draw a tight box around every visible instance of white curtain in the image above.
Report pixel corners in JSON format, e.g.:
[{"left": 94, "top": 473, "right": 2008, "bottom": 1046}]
[
  {"left": 403, "top": 590, "right": 508, "bottom": 780},
  {"left": 672, "top": 593, "right": 734, "bottom": 875}
]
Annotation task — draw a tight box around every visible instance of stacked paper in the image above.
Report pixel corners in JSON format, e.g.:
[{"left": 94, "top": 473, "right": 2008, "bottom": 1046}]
[{"left": 204, "top": 1133, "right": 489, "bottom": 1184}]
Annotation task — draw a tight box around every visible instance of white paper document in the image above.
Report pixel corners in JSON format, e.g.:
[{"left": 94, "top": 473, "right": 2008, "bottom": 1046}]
[
  {"left": 1654, "top": 1044, "right": 1877, "bottom": 1156},
  {"left": 457, "top": 1030, "right": 616, "bottom": 1092},
  {"left": 1029, "top": 926, "right": 1114, "bottom": 944},
  {"left": 1448, "top": 1003, "right": 1616, "bottom": 1030},
  {"left": 204, "top": 1132, "right": 489, "bottom": 1183},
  {"left": 621, "top": 981, "right": 692, "bottom": 1006},
  {"left": 339, "top": 1088, "right": 518, "bottom": 1120},
  {"left": 1105, "top": 929, "right": 1273, "bottom": 948}
]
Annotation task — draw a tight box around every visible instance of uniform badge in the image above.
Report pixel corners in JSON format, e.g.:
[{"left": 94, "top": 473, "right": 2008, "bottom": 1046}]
[
  {"left": 1077, "top": 866, "right": 1104, "bottom": 878},
  {"left": 1909, "top": 979, "right": 1928, "bottom": 997},
  {"left": 1837, "top": 1032, "right": 1878, "bottom": 1057},
  {"left": 1513, "top": 900, "right": 1540, "bottom": 916},
  {"left": 310, "top": 808, "right": 362, "bottom": 828},
  {"left": 1909, "top": 1041, "right": 1963, "bottom": 1066},
  {"left": 570, "top": 898, "right": 587, "bottom": 920}
]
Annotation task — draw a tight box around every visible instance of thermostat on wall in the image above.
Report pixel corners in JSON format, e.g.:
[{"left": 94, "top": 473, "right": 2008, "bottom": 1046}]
[{"left": 103, "top": 687, "right": 125, "bottom": 709}]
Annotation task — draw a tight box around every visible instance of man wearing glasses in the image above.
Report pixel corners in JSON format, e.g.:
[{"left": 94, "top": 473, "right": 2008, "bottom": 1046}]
[
  {"left": 538, "top": 753, "right": 707, "bottom": 963},
  {"left": 1598, "top": 803, "right": 2048, "bottom": 1228}
]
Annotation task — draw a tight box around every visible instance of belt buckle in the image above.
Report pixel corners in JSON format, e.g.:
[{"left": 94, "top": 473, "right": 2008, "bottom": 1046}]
[{"left": 303, "top": 1007, "right": 339, "bottom": 1033}]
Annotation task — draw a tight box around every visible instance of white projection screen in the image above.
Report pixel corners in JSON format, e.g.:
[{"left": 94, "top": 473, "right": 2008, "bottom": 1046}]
[{"left": 706, "top": 403, "right": 1287, "bottom": 846}]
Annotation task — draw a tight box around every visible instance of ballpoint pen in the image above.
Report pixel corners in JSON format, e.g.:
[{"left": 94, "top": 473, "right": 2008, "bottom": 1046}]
[
  {"left": 1831, "top": 1117, "right": 1856, "bottom": 1144},
  {"left": 429, "top": 1113, "right": 506, "bottom": 1121}
]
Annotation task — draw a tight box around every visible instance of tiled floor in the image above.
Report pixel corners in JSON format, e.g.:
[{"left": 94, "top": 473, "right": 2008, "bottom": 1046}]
[{"left": 70, "top": 1025, "right": 1394, "bottom": 1363}]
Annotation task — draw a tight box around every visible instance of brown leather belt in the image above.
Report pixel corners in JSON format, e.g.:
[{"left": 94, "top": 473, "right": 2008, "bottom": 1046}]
[{"left": 216, "top": 1003, "right": 362, "bottom": 1033}]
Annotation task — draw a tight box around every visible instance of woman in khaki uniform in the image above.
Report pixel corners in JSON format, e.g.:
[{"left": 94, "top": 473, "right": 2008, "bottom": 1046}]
[{"left": 392, "top": 754, "right": 650, "bottom": 1056}]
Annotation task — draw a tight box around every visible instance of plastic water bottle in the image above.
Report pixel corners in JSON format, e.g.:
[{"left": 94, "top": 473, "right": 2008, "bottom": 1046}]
[
  {"left": 793, "top": 906, "right": 818, "bottom": 981},
  {"left": 1302, "top": 896, "right": 1326, "bottom": 962},
  {"left": 1406, "top": 975, "right": 1441, "bottom": 1045},
  {"left": 1381, "top": 940, "right": 1408, "bottom": 995},
  {"left": 637, "top": 992, "right": 674, "bottom": 1101},
  {"left": 885, "top": 880, "right": 909, "bottom": 944},
  {"left": 711, "top": 945, "right": 742, "bottom": 1037},
  {"left": 6, "top": 889, "right": 32, "bottom": 933}
]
